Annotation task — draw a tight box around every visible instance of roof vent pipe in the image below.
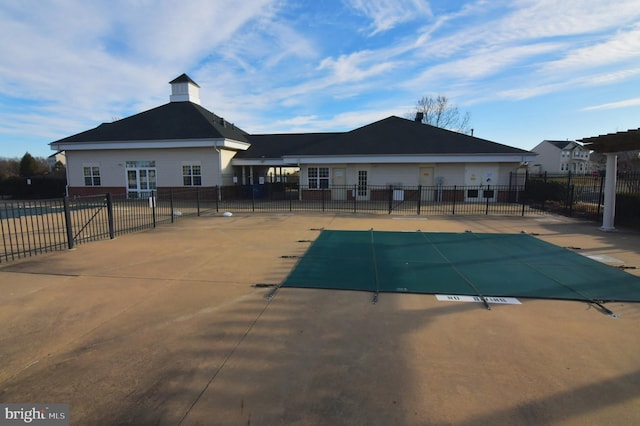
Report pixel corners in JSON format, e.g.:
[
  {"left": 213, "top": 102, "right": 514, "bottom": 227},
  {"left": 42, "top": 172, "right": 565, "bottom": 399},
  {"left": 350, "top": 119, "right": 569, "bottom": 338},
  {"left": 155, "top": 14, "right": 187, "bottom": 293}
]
[{"left": 415, "top": 112, "right": 424, "bottom": 123}]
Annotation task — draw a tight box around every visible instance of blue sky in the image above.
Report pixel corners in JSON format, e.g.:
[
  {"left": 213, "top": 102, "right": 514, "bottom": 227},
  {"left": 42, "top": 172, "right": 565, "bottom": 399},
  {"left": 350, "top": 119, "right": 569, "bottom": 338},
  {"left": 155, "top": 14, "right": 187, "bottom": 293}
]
[{"left": 1, "top": 0, "right": 639, "bottom": 159}]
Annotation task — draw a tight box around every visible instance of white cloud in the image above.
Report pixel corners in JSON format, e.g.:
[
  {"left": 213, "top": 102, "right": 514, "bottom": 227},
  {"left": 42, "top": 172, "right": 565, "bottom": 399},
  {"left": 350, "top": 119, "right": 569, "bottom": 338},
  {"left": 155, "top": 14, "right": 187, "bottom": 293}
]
[
  {"left": 541, "top": 24, "right": 640, "bottom": 73},
  {"left": 317, "top": 50, "right": 396, "bottom": 83},
  {"left": 253, "top": 107, "right": 402, "bottom": 134},
  {"left": 582, "top": 98, "right": 640, "bottom": 111},
  {"left": 345, "top": 0, "right": 432, "bottom": 35}
]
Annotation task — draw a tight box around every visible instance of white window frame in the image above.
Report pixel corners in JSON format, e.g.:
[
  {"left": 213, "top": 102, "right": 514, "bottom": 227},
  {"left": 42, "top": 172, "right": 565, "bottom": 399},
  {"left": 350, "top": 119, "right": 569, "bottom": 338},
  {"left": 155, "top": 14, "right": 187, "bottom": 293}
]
[
  {"left": 83, "top": 164, "right": 101, "bottom": 186},
  {"left": 182, "top": 163, "right": 202, "bottom": 186},
  {"left": 308, "top": 167, "right": 329, "bottom": 189}
]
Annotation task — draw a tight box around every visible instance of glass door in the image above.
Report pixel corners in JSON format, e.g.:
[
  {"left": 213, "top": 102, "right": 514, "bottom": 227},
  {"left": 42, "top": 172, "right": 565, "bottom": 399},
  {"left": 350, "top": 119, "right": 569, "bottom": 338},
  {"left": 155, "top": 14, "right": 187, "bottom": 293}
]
[
  {"left": 126, "top": 161, "right": 157, "bottom": 198},
  {"left": 356, "top": 170, "right": 369, "bottom": 200}
]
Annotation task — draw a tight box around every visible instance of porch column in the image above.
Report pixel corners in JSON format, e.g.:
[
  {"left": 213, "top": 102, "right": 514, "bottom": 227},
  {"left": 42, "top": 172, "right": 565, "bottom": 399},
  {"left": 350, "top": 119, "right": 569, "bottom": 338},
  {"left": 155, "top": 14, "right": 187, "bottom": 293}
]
[{"left": 601, "top": 153, "right": 617, "bottom": 231}]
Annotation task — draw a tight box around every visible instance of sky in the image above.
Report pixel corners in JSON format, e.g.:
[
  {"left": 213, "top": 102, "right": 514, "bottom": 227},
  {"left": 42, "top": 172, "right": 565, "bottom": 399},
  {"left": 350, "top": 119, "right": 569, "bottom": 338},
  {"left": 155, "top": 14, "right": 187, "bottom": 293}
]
[{"left": 1, "top": 0, "right": 639, "bottom": 159}]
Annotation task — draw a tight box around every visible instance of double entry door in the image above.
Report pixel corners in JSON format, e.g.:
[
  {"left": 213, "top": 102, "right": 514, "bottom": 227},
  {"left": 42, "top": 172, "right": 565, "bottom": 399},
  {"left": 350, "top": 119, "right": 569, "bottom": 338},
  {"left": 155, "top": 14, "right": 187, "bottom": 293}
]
[{"left": 126, "top": 161, "right": 157, "bottom": 198}]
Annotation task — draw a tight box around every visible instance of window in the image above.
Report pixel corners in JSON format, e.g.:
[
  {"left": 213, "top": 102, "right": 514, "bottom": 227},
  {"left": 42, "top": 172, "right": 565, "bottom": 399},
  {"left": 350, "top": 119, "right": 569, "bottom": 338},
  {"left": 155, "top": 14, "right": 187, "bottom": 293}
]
[
  {"left": 182, "top": 164, "right": 202, "bottom": 186},
  {"left": 308, "top": 167, "right": 329, "bottom": 189},
  {"left": 126, "top": 160, "right": 155, "bottom": 168},
  {"left": 83, "top": 166, "right": 101, "bottom": 186}
]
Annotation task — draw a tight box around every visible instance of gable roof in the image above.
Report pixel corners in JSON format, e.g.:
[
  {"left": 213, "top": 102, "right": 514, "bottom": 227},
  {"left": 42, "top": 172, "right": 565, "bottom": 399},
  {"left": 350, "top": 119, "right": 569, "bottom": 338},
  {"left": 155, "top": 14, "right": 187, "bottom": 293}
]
[
  {"left": 540, "top": 140, "right": 579, "bottom": 150},
  {"left": 51, "top": 101, "right": 248, "bottom": 145},
  {"left": 287, "top": 116, "right": 530, "bottom": 156}
]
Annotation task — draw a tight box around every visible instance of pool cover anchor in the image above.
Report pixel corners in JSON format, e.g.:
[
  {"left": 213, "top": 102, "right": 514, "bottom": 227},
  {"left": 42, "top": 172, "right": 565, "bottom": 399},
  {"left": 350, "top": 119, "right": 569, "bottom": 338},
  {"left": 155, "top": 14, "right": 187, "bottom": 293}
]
[
  {"left": 590, "top": 301, "right": 618, "bottom": 318},
  {"left": 479, "top": 296, "right": 491, "bottom": 311}
]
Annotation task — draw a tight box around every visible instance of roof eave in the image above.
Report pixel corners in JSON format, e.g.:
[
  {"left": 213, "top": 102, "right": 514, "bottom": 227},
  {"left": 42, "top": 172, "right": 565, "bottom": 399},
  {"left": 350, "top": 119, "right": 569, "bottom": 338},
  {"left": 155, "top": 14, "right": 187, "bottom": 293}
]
[
  {"left": 281, "top": 153, "right": 537, "bottom": 164},
  {"left": 51, "top": 138, "right": 250, "bottom": 151}
]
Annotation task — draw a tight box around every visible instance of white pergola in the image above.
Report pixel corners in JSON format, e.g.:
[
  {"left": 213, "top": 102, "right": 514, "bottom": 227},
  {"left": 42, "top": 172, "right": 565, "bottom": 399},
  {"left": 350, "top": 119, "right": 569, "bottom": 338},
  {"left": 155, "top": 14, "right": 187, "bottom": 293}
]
[{"left": 579, "top": 129, "right": 640, "bottom": 231}]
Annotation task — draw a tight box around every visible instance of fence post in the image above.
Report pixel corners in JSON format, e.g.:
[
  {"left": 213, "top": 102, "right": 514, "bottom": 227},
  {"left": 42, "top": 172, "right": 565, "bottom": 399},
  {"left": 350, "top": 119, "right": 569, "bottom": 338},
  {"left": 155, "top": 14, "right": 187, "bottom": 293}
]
[
  {"left": 417, "top": 185, "right": 422, "bottom": 215},
  {"left": 170, "top": 189, "right": 175, "bottom": 223},
  {"left": 106, "top": 193, "right": 115, "bottom": 239},
  {"left": 251, "top": 184, "right": 255, "bottom": 212},
  {"left": 596, "top": 175, "right": 604, "bottom": 217},
  {"left": 568, "top": 184, "right": 574, "bottom": 216},
  {"left": 388, "top": 185, "right": 393, "bottom": 214},
  {"left": 485, "top": 185, "right": 490, "bottom": 215},
  {"left": 152, "top": 190, "right": 157, "bottom": 228},
  {"left": 452, "top": 185, "right": 457, "bottom": 215},
  {"left": 62, "top": 196, "right": 74, "bottom": 249},
  {"left": 321, "top": 188, "right": 325, "bottom": 212},
  {"left": 353, "top": 184, "right": 357, "bottom": 213},
  {"left": 215, "top": 186, "right": 220, "bottom": 213},
  {"left": 196, "top": 187, "right": 201, "bottom": 216}
]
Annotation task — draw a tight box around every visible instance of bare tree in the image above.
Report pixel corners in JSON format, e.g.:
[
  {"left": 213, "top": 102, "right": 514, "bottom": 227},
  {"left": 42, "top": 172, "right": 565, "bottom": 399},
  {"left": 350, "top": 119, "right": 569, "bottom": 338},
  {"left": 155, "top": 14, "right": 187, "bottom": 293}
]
[
  {"left": 410, "top": 95, "right": 472, "bottom": 134},
  {"left": 0, "top": 157, "right": 20, "bottom": 180}
]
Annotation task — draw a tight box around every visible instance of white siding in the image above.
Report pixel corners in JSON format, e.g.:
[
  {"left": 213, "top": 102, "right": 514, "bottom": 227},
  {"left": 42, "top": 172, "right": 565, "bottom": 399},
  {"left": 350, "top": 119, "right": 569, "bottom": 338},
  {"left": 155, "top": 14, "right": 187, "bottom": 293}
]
[
  {"left": 219, "top": 149, "right": 237, "bottom": 185},
  {"left": 433, "top": 164, "right": 465, "bottom": 186},
  {"left": 530, "top": 141, "right": 562, "bottom": 173},
  {"left": 299, "top": 162, "right": 520, "bottom": 187},
  {"left": 66, "top": 148, "right": 222, "bottom": 188}
]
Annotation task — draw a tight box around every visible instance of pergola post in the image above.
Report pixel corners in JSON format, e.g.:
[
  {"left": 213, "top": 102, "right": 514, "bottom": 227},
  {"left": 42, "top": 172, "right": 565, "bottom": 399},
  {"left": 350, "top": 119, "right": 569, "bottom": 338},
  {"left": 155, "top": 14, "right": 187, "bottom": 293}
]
[{"left": 600, "top": 153, "right": 617, "bottom": 231}]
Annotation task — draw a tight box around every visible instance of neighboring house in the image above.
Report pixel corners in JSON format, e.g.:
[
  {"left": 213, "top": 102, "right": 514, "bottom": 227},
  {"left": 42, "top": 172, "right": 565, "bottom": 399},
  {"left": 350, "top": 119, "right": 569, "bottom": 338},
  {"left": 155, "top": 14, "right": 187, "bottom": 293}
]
[
  {"left": 47, "top": 151, "right": 66, "bottom": 171},
  {"left": 529, "top": 140, "right": 592, "bottom": 175},
  {"left": 51, "top": 73, "right": 536, "bottom": 202}
]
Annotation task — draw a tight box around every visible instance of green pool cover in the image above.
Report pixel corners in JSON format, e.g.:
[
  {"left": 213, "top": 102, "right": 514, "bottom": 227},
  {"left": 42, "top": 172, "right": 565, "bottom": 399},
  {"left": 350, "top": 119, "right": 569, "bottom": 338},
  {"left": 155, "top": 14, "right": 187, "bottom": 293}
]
[{"left": 282, "top": 230, "right": 640, "bottom": 302}]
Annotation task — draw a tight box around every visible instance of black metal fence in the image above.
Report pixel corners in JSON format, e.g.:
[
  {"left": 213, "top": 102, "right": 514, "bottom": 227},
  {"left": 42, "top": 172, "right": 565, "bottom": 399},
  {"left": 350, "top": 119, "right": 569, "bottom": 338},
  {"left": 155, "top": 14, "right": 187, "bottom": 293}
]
[
  {"left": 213, "top": 183, "right": 533, "bottom": 216},
  {"left": 2, "top": 174, "right": 639, "bottom": 263},
  {"left": 524, "top": 171, "right": 640, "bottom": 226}
]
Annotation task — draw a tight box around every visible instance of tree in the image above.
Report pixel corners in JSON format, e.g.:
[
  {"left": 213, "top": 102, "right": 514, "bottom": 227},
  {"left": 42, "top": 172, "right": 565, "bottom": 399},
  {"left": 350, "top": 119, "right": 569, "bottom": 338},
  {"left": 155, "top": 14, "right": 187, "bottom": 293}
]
[
  {"left": 0, "top": 157, "right": 20, "bottom": 180},
  {"left": 18, "top": 152, "right": 48, "bottom": 177},
  {"left": 410, "top": 95, "right": 472, "bottom": 134}
]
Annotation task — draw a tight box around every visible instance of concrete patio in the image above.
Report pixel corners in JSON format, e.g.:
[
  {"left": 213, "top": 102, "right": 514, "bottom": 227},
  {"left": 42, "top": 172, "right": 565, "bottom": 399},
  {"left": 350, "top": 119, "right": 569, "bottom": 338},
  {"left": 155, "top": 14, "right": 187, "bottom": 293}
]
[{"left": 1, "top": 213, "right": 639, "bottom": 425}]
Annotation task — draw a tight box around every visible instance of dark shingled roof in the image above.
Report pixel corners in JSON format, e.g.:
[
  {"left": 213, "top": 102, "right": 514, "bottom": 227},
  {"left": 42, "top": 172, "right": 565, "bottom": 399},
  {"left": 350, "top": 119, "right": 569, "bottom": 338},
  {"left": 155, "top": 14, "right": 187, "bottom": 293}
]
[
  {"left": 239, "top": 133, "right": 341, "bottom": 159},
  {"left": 285, "top": 116, "right": 530, "bottom": 156},
  {"left": 51, "top": 102, "right": 248, "bottom": 144}
]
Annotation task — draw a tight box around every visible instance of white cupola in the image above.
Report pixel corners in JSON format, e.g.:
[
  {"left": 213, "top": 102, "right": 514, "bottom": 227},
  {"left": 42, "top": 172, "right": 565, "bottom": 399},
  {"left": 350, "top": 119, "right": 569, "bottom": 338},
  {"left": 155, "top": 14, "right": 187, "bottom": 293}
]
[{"left": 169, "top": 73, "right": 201, "bottom": 105}]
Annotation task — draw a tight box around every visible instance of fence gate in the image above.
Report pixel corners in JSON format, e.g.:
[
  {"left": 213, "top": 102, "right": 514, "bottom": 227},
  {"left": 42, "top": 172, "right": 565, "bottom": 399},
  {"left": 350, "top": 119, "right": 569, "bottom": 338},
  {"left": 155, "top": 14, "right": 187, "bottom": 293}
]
[{"left": 64, "top": 194, "right": 114, "bottom": 248}]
